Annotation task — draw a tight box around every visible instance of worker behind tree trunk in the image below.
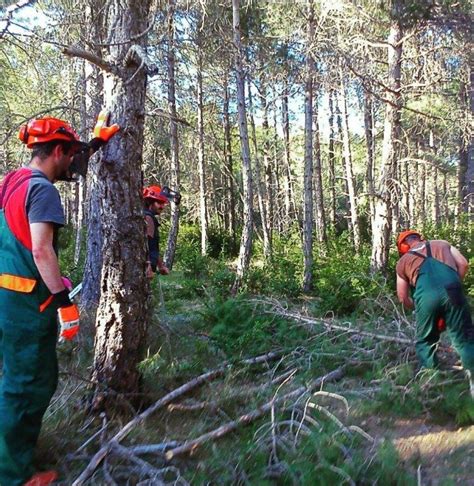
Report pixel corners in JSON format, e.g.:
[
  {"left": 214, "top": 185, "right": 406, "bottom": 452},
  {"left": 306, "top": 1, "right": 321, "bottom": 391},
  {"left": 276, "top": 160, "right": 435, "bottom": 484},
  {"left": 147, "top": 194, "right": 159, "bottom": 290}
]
[
  {"left": 143, "top": 185, "right": 171, "bottom": 279},
  {"left": 395, "top": 230, "right": 474, "bottom": 398},
  {"left": 0, "top": 113, "right": 119, "bottom": 486}
]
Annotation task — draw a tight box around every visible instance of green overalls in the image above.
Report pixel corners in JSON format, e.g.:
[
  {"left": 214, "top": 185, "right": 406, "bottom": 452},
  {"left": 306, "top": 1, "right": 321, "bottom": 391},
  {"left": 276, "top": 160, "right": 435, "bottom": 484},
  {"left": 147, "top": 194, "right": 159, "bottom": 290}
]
[
  {"left": 411, "top": 241, "right": 474, "bottom": 372},
  {"left": 0, "top": 174, "right": 59, "bottom": 486}
]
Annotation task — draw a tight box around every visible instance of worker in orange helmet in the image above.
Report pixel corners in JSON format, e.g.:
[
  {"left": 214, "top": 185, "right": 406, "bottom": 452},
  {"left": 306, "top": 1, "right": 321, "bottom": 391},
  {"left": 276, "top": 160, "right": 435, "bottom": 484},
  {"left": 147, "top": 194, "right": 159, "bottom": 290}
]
[
  {"left": 396, "top": 230, "right": 474, "bottom": 397},
  {"left": 0, "top": 111, "right": 119, "bottom": 486},
  {"left": 143, "top": 185, "right": 172, "bottom": 279}
]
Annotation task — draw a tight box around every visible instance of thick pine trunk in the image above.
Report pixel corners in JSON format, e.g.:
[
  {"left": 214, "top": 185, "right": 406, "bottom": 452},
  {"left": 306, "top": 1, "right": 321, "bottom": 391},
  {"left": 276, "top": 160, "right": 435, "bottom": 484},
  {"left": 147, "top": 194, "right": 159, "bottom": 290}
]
[
  {"left": 231, "top": 0, "right": 253, "bottom": 294},
  {"left": 370, "top": 10, "right": 402, "bottom": 273},
  {"left": 164, "top": 0, "right": 180, "bottom": 269},
  {"left": 92, "top": 0, "right": 152, "bottom": 404}
]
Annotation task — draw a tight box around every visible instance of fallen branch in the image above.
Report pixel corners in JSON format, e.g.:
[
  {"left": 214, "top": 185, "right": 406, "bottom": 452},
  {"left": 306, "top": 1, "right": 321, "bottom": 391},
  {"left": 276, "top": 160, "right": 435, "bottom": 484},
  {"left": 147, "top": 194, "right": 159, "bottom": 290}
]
[
  {"left": 73, "top": 350, "right": 283, "bottom": 485},
  {"left": 271, "top": 308, "right": 413, "bottom": 345},
  {"left": 165, "top": 366, "right": 345, "bottom": 460}
]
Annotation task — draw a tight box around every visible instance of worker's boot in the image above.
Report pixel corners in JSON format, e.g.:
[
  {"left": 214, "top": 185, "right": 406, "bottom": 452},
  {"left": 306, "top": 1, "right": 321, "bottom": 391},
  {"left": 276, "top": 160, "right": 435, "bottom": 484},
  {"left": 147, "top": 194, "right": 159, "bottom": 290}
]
[{"left": 23, "top": 470, "right": 58, "bottom": 486}]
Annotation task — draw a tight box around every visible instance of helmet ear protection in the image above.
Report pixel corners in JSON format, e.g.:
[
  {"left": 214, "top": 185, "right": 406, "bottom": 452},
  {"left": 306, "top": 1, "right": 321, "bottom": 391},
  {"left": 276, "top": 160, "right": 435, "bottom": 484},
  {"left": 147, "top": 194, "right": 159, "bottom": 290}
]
[{"left": 397, "top": 230, "right": 422, "bottom": 256}]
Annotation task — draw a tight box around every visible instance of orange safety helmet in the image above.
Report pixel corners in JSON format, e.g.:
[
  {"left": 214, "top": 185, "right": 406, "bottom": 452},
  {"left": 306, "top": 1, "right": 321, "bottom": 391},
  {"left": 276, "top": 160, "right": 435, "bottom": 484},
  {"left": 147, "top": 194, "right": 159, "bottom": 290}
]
[
  {"left": 397, "top": 230, "right": 422, "bottom": 256},
  {"left": 18, "top": 117, "right": 83, "bottom": 149},
  {"left": 143, "top": 185, "right": 169, "bottom": 204}
]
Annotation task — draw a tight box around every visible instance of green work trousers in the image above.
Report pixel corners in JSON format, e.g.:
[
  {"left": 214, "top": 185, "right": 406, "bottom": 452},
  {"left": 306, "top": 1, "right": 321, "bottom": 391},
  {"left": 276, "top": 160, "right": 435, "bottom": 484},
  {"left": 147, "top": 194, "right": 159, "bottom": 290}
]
[
  {"left": 0, "top": 289, "right": 58, "bottom": 486},
  {"left": 413, "top": 256, "right": 474, "bottom": 373}
]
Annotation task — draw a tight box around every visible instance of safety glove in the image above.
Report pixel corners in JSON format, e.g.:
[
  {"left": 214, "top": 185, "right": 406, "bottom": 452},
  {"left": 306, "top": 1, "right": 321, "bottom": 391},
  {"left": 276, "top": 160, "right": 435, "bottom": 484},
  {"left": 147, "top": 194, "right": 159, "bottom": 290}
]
[
  {"left": 53, "top": 289, "right": 80, "bottom": 341},
  {"left": 89, "top": 109, "right": 120, "bottom": 152}
]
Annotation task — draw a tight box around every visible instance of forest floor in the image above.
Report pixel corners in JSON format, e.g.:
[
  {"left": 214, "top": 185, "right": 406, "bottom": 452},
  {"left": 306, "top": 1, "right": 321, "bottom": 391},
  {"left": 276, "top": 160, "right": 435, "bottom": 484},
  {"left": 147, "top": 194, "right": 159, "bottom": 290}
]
[{"left": 38, "top": 272, "right": 474, "bottom": 485}]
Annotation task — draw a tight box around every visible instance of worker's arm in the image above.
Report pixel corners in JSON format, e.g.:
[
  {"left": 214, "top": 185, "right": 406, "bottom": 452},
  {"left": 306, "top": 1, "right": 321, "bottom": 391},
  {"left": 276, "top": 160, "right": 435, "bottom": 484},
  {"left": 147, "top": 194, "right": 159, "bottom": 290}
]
[
  {"left": 396, "top": 274, "right": 414, "bottom": 309},
  {"left": 30, "top": 222, "right": 65, "bottom": 294},
  {"left": 450, "top": 245, "right": 469, "bottom": 280}
]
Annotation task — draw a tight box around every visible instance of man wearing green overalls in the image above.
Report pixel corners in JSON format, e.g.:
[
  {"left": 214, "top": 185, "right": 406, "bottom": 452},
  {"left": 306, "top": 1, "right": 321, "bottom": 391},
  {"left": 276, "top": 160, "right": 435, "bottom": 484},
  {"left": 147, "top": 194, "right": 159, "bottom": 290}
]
[
  {"left": 0, "top": 113, "right": 119, "bottom": 486},
  {"left": 396, "top": 230, "right": 474, "bottom": 398}
]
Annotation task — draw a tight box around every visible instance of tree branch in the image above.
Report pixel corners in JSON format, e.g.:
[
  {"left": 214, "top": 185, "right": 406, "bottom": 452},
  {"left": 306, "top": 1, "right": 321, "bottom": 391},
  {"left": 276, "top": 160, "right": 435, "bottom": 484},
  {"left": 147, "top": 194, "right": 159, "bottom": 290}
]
[{"left": 63, "top": 46, "right": 118, "bottom": 75}]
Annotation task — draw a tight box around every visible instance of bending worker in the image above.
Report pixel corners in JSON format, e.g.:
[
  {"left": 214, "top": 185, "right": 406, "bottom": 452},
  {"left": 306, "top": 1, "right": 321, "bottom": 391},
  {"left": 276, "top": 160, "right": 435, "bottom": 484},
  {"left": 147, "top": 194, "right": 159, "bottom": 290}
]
[
  {"left": 396, "top": 230, "right": 474, "bottom": 397},
  {"left": 143, "top": 185, "right": 172, "bottom": 278},
  {"left": 0, "top": 112, "right": 119, "bottom": 486}
]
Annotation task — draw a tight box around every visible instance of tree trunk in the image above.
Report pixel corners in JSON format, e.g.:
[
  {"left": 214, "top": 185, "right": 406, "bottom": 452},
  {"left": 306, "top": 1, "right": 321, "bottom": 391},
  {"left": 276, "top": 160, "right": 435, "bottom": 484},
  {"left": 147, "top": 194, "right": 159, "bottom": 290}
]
[
  {"left": 339, "top": 67, "right": 360, "bottom": 250},
  {"left": 92, "top": 0, "right": 152, "bottom": 405},
  {"left": 248, "top": 81, "right": 271, "bottom": 259},
  {"left": 223, "top": 75, "right": 236, "bottom": 244},
  {"left": 164, "top": 0, "right": 180, "bottom": 269},
  {"left": 259, "top": 68, "right": 273, "bottom": 252},
  {"left": 81, "top": 0, "right": 105, "bottom": 309},
  {"left": 364, "top": 89, "right": 375, "bottom": 229},
  {"left": 313, "top": 89, "right": 326, "bottom": 245},
  {"left": 328, "top": 89, "right": 337, "bottom": 226},
  {"left": 302, "top": 0, "right": 315, "bottom": 293},
  {"left": 197, "top": 33, "right": 208, "bottom": 256},
  {"left": 370, "top": 8, "right": 403, "bottom": 273},
  {"left": 281, "top": 77, "right": 295, "bottom": 230},
  {"left": 231, "top": 0, "right": 253, "bottom": 294}
]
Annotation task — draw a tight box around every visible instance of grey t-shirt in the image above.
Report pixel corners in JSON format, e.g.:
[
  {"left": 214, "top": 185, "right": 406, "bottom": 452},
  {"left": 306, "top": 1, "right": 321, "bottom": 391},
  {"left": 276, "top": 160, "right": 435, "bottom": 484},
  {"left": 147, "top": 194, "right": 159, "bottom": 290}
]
[{"left": 26, "top": 169, "right": 65, "bottom": 226}]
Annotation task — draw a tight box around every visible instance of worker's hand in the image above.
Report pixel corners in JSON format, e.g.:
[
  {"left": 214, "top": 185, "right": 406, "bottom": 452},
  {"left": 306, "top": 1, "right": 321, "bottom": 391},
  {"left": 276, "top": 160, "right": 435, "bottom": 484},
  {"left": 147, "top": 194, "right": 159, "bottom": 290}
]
[
  {"left": 88, "top": 109, "right": 120, "bottom": 153},
  {"left": 93, "top": 109, "right": 120, "bottom": 143},
  {"left": 158, "top": 264, "right": 170, "bottom": 275},
  {"left": 61, "top": 276, "right": 73, "bottom": 291},
  {"left": 53, "top": 289, "right": 80, "bottom": 341},
  {"left": 58, "top": 304, "right": 80, "bottom": 341},
  {"left": 146, "top": 262, "right": 155, "bottom": 279}
]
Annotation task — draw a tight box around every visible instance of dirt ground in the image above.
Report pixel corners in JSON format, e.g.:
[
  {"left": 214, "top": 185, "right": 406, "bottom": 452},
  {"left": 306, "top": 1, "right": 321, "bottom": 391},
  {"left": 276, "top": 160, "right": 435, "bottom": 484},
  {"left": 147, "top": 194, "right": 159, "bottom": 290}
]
[{"left": 366, "top": 417, "right": 474, "bottom": 485}]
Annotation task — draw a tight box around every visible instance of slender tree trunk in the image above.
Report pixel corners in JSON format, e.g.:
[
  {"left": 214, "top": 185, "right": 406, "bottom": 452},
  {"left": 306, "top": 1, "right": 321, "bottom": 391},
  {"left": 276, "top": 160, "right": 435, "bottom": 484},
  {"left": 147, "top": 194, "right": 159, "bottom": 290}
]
[
  {"left": 164, "top": 0, "right": 180, "bottom": 269},
  {"left": 197, "top": 34, "right": 207, "bottom": 256},
  {"left": 92, "top": 0, "right": 152, "bottom": 406},
  {"left": 231, "top": 0, "right": 253, "bottom": 294},
  {"left": 364, "top": 90, "right": 375, "bottom": 228},
  {"left": 223, "top": 75, "right": 236, "bottom": 244},
  {"left": 302, "top": 0, "right": 315, "bottom": 293},
  {"left": 339, "top": 67, "right": 360, "bottom": 250},
  {"left": 432, "top": 163, "right": 440, "bottom": 225},
  {"left": 281, "top": 78, "right": 294, "bottom": 230},
  {"left": 259, "top": 69, "right": 273, "bottom": 251},
  {"left": 370, "top": 8, "right": 403, "bottom": 273},
  {"left": 248, "top": 82, "right": 271, "bottom": 258},
  {"left": 328, "top": 89, "right": 337, "bottom": 226},
  {"left": 313, "top": 89, "right": 326, "bottom": 245}
]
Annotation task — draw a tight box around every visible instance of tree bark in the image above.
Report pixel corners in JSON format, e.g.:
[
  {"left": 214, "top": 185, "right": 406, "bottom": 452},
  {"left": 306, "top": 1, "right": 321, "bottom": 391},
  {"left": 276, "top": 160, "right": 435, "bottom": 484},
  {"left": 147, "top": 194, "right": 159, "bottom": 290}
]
[
  {"left": 248, "top": 81, "right": 271, "bottom": 259},
  {"left": 281, "top": 78, "right": 295, "bottom": 230},
  {"left": 80, "top": 0, "right": 105, "bottom": 309},
  {"left": 364, "top": 89, "right": 375, "bottom": 229},
  {"left": 370, "top": 6, "right": 403, "bottom": 273},
  {"left": 197, "top": 30, "right": 208, "bottom": 256},
  {"left": 231, "top": 0, "right": 253, "bottom": 294},
  {"left": 339, "top": 67, "right": 360, "bottom": 250},
  {"left": 91, "top": 0, "right": 152, "bottom": 405},
  {"left": 223, "top": 74, "right": 236, "bottom": 244},
  {"left": 164, "top": 0, "right": 180, "bottom": 269},
  {"left": 313, "top": 88, "right": 326, "bottom": 245},
  {"left": 328, "top": 88, "right": 337, "bottom": 226},
  {"left": 302, "top": 0, "right": 315, "bottom": 293}
]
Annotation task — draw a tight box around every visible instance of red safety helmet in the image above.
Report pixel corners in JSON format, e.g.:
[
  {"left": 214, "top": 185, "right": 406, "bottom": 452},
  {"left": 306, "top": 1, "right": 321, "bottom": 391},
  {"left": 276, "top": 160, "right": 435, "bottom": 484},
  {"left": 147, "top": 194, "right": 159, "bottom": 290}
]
[
  {"left": 143, "top": 185, "right": 169, "bottom": 204},
  {"left": 18, "top": 117, "right": 83, "bottom": 149},
  {"left": 397, "top": 230, "right": 422, "bottom": 256}
]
